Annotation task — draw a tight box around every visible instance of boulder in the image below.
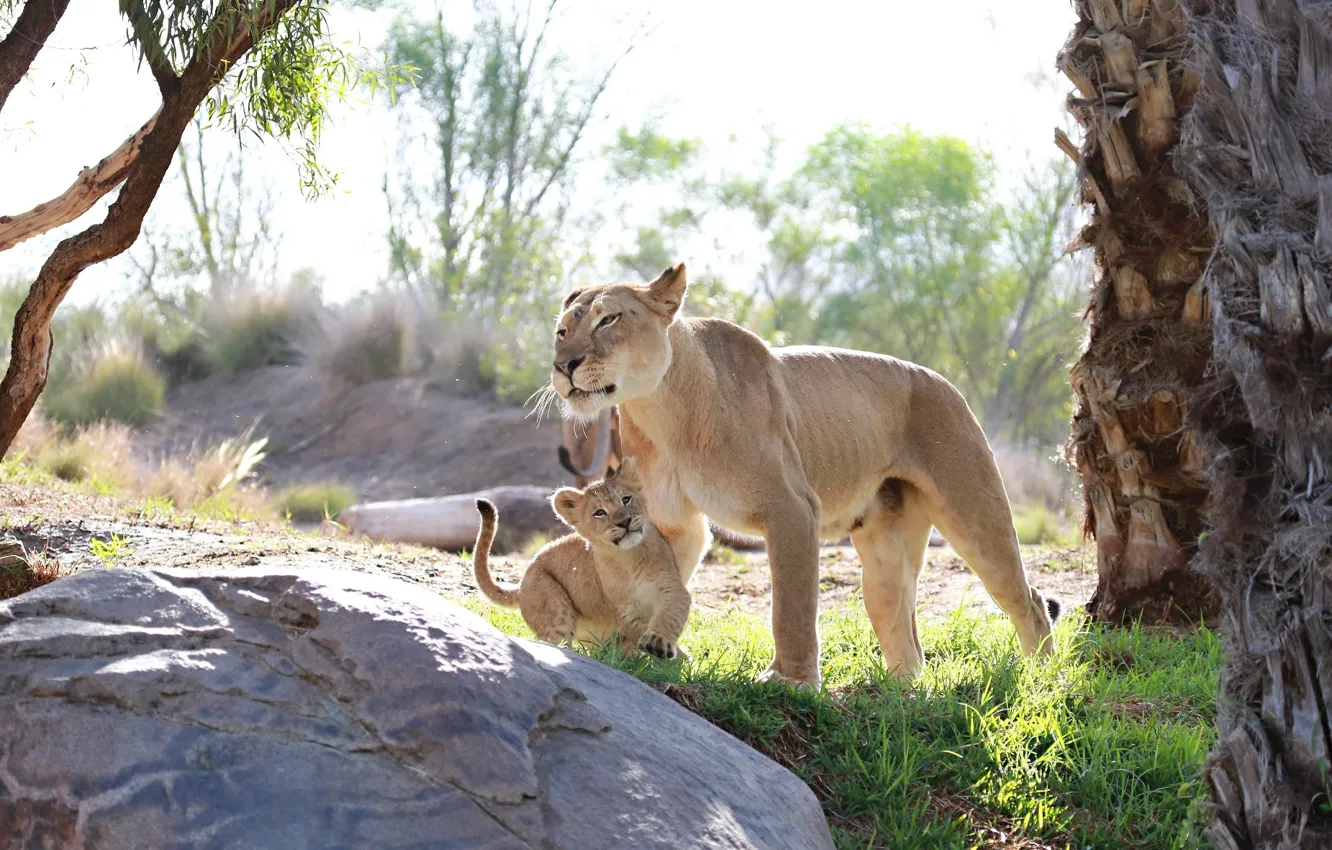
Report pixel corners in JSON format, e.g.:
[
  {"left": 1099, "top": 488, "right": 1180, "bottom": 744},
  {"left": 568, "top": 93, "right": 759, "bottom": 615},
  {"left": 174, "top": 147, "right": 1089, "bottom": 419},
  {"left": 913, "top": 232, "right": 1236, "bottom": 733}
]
[{"left": 0, "top": 566, "right": 834, "bottom": 850}]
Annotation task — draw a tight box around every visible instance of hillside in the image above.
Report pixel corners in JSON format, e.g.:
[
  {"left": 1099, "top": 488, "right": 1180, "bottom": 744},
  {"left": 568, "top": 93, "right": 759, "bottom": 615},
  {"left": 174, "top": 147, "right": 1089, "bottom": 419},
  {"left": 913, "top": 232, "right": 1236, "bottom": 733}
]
[{"left": 133, "top": 366, "right": 568, "bottom": 502}]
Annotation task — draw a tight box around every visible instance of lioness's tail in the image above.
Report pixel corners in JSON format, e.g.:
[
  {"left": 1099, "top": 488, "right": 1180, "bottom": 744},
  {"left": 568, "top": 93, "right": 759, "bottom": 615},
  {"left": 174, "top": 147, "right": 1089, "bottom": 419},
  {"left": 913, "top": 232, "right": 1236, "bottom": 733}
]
[{"left": 473, "top": 499, "right": 519, "bottom": 608}]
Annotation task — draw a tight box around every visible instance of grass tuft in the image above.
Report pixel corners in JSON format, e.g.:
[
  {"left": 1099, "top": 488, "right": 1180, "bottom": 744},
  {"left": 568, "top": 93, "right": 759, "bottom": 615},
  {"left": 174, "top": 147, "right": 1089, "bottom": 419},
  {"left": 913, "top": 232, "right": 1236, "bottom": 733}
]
[
  {"left": 275, "top": 481, "right": 356, "bottom": 522},
  {"left": 43, "top": 339, "right": 165, "bottom": 426}
]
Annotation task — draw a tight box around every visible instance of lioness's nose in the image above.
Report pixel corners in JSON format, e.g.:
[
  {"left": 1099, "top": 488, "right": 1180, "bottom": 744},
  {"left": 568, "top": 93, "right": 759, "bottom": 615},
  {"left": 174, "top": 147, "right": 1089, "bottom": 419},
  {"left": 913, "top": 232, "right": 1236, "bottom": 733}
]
[
  {"left": 617, "top": 518, "right": 633, "bottom": 530},
  {"left": 553, "top": 356, "right": 584, "bottom": 377}
]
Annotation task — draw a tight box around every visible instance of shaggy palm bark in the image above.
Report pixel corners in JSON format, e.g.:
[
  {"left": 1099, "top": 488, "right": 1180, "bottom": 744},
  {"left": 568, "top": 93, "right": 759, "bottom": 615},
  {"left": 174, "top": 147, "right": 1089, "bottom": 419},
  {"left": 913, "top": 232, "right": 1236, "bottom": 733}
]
[
  {"left": 1059, "top": 0, "right": 1218, "bottom": 622},
  {"left": 1173, "top": 1, "right": 1332, "bottom": 845}
]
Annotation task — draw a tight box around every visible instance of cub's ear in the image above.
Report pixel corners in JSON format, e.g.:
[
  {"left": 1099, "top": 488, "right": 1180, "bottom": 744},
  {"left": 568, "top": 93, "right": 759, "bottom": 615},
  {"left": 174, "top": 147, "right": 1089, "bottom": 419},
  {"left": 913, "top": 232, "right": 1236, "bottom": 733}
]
[
  {"left": 551, "top": 487, "right": 585, "bottom": 526},
  {"left": 561, "top": 288, "right": 584, "bottom": 310},
  {"left": 643, "top": 263, "right": 688, "bottom": 321},
  {"left": 616, "top": 455, "right": 644, "bottom": 491}
]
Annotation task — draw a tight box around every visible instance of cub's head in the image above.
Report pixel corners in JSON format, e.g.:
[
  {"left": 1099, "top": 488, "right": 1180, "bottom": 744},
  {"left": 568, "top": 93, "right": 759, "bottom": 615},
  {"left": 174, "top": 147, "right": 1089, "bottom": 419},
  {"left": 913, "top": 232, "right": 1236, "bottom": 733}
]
[
  {"left": 551, "top": 456, "right": 651, "bottom": 549},
  {"left": 551, "top": 264, "right": 688, "bottom": 420}
]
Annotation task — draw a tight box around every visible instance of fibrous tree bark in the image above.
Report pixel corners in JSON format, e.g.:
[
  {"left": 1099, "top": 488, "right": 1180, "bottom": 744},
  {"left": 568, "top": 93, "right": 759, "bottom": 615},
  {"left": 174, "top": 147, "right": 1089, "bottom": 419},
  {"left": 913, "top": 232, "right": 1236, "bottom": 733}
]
[
  {"left": 1172, "top": 1, "right": 1332, "bottom": 845},
  {"left": 1059, "top": 0, "right": 1219, "bottom": 623}
]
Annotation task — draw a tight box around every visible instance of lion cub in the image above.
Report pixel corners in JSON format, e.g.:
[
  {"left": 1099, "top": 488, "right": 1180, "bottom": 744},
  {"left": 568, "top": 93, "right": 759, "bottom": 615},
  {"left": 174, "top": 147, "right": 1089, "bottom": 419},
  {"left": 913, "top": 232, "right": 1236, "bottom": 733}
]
[{"left": 472, "top": 457, "right": 690, "bottom": 658}]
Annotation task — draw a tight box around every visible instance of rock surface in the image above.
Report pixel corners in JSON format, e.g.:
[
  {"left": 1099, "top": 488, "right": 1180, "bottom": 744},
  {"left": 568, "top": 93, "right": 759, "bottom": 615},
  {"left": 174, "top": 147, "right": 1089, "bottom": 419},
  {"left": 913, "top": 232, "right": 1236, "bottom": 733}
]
[{"left": 0, "top": 566, "right": 834, "bottom": 850}]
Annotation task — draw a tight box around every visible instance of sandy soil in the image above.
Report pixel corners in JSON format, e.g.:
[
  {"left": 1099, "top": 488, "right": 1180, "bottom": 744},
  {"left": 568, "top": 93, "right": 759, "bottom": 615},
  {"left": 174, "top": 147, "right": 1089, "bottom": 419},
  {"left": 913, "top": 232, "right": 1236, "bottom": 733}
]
[{"left": 2, "top": 482, "right": 1096, "bottom": 619}]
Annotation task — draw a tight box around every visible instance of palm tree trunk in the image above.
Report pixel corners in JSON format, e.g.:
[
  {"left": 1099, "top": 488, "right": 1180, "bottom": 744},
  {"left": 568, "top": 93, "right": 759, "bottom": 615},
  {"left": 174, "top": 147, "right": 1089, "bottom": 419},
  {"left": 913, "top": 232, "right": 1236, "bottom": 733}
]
[
  {"left": 1060, "top": 0, "right": 1218, "bottom": 623},
  {"left": 1172, "top": 1, "right": 1332, "bottom": 845}
]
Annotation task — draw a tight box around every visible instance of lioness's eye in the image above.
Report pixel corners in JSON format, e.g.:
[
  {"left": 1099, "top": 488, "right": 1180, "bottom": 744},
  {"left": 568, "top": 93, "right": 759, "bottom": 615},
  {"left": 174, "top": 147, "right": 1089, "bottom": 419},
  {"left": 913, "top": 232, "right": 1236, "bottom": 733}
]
[
  {"left": 621, "top": 495, "right": 632, "bottom": 505},
  {"left": 593, "top": 509, "right": 607, "bottom": 518},
  {"left": 596, "top": 313, "right": 620, "bottom": 329},
  {"left": 556, "top": 327, "right": 567, "bottom": 339}
]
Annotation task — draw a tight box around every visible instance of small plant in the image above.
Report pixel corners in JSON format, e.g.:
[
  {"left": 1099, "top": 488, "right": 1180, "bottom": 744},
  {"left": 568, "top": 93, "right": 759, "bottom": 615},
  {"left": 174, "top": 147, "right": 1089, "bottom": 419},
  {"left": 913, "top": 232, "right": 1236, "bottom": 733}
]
[
  {"left": 90, "top": 534, "right": 132, "bottom": 566},
  {"left": 275, "top": 482, "right": 356, "bottom": 523}
]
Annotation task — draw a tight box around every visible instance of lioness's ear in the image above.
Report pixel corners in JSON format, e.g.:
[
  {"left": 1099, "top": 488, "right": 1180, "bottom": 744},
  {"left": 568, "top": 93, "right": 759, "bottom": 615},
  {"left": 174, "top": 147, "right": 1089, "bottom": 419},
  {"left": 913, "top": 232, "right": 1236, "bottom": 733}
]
[
  {"left": 562, "top": 288, "right": 584, "bottom": 309},
  {"left": 644, "top": 263, "right": 687, "bottom": 320},
  {"left": 617, "top": 455, "right": 644, "bottom": 490},
  {"left": 551, "top": 487, "right": 585, "bottom": 526}
]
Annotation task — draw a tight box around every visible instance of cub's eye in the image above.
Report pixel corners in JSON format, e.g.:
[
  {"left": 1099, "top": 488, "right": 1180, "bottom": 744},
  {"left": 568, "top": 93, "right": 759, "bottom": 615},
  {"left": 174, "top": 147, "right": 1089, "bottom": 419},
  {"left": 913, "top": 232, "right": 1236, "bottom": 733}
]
[
  {"left": 556, "top": 327, "right": 567, "bottom": 339},
  {"left": 593, "top": 509, "right": 607, "bottom": 518},
  {"left": 596, "top": 313, "right": 620, "bottom": 330},
  {"left": 621, "top": 495, "right": 632, "bottom": 505}
]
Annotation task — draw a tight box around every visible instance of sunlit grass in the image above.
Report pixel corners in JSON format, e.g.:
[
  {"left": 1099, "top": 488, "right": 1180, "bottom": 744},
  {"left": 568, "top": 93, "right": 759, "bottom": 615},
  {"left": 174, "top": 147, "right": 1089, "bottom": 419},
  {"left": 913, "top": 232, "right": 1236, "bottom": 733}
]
[{"left": 463, "top": 595, "right": 1219, "bottom": 849}]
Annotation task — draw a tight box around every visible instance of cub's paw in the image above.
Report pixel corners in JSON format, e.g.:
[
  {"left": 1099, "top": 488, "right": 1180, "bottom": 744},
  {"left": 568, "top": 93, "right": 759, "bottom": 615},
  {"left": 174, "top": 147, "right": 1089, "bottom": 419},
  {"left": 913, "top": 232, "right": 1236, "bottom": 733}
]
[{"left": 637, "top": 631, "right": 678, "bottom": 659}]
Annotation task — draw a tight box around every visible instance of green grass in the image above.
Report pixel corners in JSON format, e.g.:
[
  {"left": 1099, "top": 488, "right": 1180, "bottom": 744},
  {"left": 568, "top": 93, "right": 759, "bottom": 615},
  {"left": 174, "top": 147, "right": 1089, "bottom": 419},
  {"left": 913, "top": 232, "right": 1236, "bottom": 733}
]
[
  {"left": 1012, "top": 504, "right": 1079, "bottom": 546},
  {"left": 463, "top": 597, "right": 1220, "bottom": 849},
  {"left": 274, "top": 482, "right": 356, "bottom": 522}
]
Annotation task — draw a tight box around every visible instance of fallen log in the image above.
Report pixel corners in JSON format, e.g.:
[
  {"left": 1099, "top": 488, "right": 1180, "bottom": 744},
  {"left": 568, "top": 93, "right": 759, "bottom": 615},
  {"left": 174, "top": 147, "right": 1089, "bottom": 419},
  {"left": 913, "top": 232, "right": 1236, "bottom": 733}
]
[
  {"left": 341, "top": 486, "right": 565, "bottom": 555},
  {"left": 341, "top": 488, "right": 947, "bottom": 557}
]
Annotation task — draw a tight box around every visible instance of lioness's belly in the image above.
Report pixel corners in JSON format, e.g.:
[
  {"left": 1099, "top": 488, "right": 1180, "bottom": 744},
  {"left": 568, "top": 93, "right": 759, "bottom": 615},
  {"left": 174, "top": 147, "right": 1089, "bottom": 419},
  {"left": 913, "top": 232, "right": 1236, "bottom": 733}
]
[{"left": 773, "top": 347, "right": 945, "bottom": 531}]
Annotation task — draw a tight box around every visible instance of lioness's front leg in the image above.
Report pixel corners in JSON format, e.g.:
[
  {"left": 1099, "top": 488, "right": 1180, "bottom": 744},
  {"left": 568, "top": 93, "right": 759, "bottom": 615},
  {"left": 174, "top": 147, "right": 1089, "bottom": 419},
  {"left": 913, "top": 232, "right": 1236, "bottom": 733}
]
[
  {"left": 657, "top": 510, "right": 710, "bottom": 586},
  {"left": 761, "top": 487, "right": 822, "bottom": 687}
]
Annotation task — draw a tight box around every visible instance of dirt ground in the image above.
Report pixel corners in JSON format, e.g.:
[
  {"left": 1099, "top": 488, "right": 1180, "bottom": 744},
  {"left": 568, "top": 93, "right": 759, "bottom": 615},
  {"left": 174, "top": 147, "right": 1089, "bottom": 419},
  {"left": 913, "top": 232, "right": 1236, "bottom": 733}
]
[{"left": 1, "top": 482, "right": 1096, "bottom": 619}]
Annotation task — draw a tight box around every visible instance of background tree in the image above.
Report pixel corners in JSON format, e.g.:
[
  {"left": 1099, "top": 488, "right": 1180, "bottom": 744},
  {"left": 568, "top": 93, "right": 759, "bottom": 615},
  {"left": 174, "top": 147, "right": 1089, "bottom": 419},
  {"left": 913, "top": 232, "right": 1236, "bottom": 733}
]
[
  {"left": 382, "top": 0, "right": 634, "bottom": 400},
  {"left": 1058, "top": 0, "right": 1215, "bottom": 623},
  {"left": 0, "top": 0, "right": 395, "bottom": 454}
]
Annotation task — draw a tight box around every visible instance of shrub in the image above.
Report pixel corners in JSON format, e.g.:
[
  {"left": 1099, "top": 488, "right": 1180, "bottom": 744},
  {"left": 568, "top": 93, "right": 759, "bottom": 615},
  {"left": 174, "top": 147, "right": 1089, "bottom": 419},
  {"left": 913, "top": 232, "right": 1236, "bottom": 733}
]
[
  {"left": 275, "top": 482, "right": 356, "bottom": 522},
  {"left": 43, "top": 340, "right": 165, "bottom": 426},
  {"left": 312, "top": 293, "right": 414, "bottom": 385},
  {"left": 202, "top": 284, "right": 321, "bottom": 373},
  {"left": 479, "top": 323, "right": 555, "bottom": 406}
]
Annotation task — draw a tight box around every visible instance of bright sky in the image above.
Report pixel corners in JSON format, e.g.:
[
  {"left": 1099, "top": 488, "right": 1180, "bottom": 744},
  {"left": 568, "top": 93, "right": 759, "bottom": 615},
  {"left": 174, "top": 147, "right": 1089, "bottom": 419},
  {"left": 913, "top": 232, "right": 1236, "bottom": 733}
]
[{"left": 1, "top": 0, "right": 1077, "bottom": 306}]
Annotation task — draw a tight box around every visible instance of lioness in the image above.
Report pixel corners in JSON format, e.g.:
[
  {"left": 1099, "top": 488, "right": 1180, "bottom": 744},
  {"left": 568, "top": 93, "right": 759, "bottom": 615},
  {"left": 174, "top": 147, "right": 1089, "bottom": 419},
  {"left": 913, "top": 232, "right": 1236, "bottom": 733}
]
[
  {"left": 549, "top": 263, "right": 1060, "bottom": 686},
  {"left": 471, "top": 457, "right": 691, "bottom": 658}
]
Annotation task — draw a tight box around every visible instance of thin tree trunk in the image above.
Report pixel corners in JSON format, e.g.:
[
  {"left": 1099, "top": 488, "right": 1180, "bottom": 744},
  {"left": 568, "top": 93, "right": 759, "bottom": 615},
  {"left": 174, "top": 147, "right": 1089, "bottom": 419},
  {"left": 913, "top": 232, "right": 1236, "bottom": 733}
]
[
  {"left": 0, "top": 0, "right": 72, "bottom": 112},
  {"left": 1060, "top": 0, "right": 1218, "bottom": 623},
  {"left": 0, "top": 1, "right": 300, "bottom": 456},
  {"left": 1172, "top": 1, "right": 1332, "bottom": 845}
]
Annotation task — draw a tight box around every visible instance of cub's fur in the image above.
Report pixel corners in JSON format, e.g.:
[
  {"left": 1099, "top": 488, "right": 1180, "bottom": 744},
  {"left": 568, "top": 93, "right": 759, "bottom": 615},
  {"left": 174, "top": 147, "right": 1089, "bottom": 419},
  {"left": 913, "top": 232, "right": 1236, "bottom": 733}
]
[{"left": 472, "top": 457, "right": 691, "bottom": 658}]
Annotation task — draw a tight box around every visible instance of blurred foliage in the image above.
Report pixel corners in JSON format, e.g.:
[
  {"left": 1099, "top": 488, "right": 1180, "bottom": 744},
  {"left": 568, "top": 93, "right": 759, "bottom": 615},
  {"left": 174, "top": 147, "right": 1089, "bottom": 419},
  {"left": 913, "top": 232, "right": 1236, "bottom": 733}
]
[{"left": 610, "top": 123, "right": 1082, "bottom": 446}]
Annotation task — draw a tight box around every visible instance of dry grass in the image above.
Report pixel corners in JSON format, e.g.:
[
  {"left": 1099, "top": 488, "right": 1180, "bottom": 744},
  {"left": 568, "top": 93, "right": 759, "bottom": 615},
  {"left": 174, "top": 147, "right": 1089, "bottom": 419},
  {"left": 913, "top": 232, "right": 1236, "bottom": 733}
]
[
  {"left": 0, "top": 547, "right": 63, "bottom": 601},
  {"left": 7, "top": 413, "right": 273, "bottom": 522}
]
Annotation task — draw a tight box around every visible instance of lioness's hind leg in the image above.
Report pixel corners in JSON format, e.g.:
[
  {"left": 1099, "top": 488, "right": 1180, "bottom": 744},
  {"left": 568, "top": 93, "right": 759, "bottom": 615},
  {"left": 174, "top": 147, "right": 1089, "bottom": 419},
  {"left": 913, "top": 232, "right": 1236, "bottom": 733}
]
[
  {"left": 920, "top": 468, "right": 1054, "bottom": 656},
  {"left": 851, "top": 482, "right": 931, "bottom": 678},
  {"left": 519, "top": 571, "right": 577, "bottom": 646}
]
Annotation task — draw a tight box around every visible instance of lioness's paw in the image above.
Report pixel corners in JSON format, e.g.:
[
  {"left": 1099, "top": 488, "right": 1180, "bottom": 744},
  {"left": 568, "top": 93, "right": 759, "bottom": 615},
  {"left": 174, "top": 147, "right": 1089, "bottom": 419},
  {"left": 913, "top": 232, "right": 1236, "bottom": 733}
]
[
  {"left": 638, "top": 632, "right": 678, "bottom": 659},
  {"left": 757, "top": 665, "right": 820, "bottom": 691}
]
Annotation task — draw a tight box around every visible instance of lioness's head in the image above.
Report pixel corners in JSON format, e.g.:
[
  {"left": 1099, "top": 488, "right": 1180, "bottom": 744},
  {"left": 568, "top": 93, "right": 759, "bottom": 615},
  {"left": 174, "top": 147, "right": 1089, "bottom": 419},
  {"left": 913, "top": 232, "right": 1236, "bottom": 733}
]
[
  {"left": 551, "top": 456, "right": 651, "bottom": 549},
  {"left": 551, "top": 264, "right": 688, "bottom": 420}
]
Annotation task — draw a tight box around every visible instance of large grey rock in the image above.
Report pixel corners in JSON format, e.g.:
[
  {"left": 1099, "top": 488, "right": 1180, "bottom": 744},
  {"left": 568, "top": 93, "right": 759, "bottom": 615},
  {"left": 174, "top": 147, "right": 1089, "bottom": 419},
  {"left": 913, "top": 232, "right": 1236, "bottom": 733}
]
[{"left": 0, "top": 567, "right": 834, "bottom": 850}]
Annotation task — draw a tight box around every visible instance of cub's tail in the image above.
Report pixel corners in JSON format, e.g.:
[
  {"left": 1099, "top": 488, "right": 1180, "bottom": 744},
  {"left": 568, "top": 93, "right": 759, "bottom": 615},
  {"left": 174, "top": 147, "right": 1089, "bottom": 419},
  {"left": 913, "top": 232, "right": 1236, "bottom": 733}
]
[{"left": 473, "top": 499, "right": 519, "bottom": 608}]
